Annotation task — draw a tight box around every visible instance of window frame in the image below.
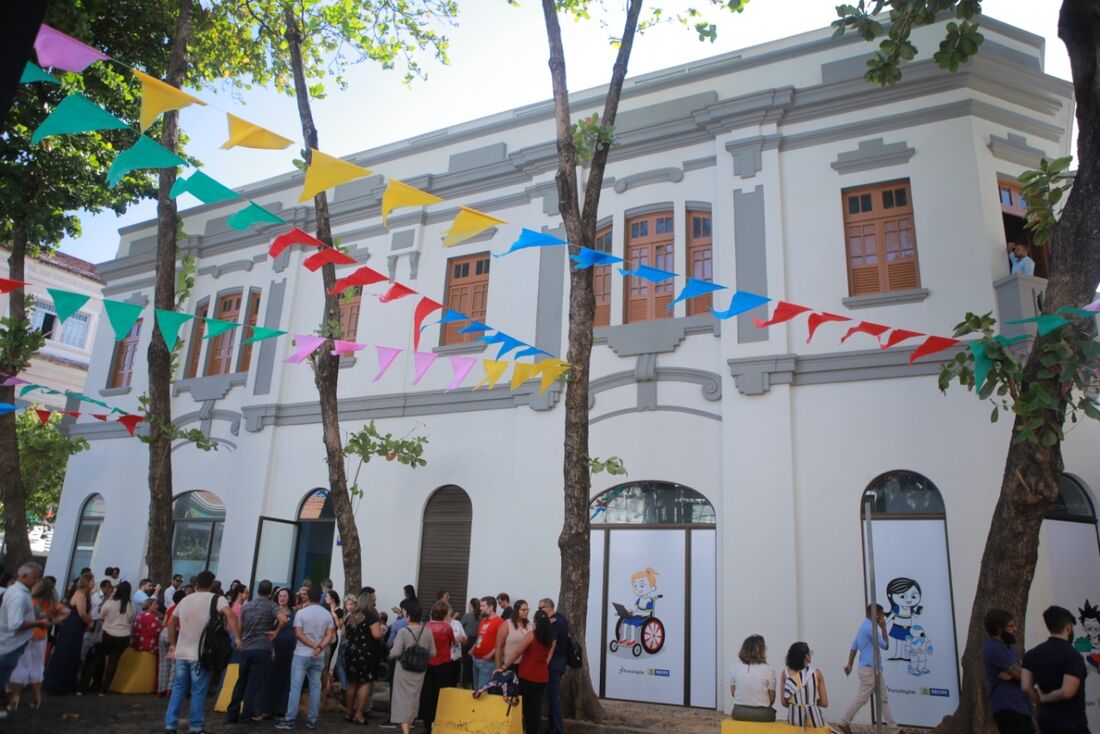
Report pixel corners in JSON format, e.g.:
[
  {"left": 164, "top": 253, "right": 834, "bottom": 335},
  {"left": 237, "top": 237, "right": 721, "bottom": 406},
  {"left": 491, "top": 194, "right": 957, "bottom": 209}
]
[
  {"left": 205, "top": 290, "right": 243, "bottom": 377},
  {"left": 440, "top": 252, "right": 491, "bottom": 346},
  {"left": 623, "top": 210, "right": 676, "bottom": 324},
  {"left": 236, "top": 289, "right": 263, "bottom": 373},
  {"left": 107, "top": 318, "right": 143, "bottom": 389},
  {"left": 183, "top": 300, "right": 209, "bottom": 379},
  {"left": 841, "top": 179, "right": 922, "bottom": 297},
  {"left": 593, "top": 226, "right": 614, "bottom": 328},
  {"left": 686, "top": 209, "right": 713, "bottom": 317},
  {"left": 338, "top": 286, "right": 363, "bottom": 343}
]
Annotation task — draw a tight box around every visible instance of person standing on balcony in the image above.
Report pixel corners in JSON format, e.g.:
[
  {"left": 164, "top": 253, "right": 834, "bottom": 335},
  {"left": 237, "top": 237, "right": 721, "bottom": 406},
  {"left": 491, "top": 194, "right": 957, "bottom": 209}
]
[{"left": 1009, "top": 241, "right": 1036, "bottom": 276}]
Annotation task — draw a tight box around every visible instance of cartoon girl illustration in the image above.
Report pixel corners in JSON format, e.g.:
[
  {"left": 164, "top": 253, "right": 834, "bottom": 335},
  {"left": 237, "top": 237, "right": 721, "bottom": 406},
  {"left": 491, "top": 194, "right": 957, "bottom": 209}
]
[
  {"left": 1074, "top": 599, "right": 1100, "bottom": 671},
  {"left": 623, "top": 567, "right": 660, "bottom": 642},
  {"left": 885, "top": 577, "right": 923, "bottom": 660}
]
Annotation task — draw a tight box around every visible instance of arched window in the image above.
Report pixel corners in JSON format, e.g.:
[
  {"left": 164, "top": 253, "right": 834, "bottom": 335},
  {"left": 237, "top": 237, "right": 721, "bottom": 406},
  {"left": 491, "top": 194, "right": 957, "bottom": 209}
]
[
  {"left": 418, "top": 486, "right": 472, "bottom": 606},
  {"left": 859, "top": 471, "right": 959, "bottom": 728},
  {"left": 590, "top": 481, "right": 716, "bottom": 525},
  {"left": 172, "top": 491, "right": 225, "bottom": 578},
  {"left": 860, "top": 469, "right": 946, "bottom": 516},
  {"left": 1048, "top": 474, "right": 1097, "bottom": 522},
  {"left": 68, "top": 494, "right": 105, "bottom": 582}
]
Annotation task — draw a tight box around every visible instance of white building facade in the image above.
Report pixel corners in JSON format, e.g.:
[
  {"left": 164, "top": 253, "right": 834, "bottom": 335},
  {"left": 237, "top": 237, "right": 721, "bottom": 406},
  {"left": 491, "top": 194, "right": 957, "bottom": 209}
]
[{"left": 50, "top": 17, "right": 1100, "bottom": 727}]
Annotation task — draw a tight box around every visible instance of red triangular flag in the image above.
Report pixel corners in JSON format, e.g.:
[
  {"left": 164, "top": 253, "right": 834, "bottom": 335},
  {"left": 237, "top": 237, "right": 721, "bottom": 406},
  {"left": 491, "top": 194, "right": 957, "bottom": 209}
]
[
  {"left": 881, "top": 328, "right": 924, "bottom": 349},
  {"left": 117, "top": 414, "right": 145, "bottom": 436},
  {"left": 328, "top": 266, "right": 388, "bottom": 294},
  {"left": 806, "top": 312, "right": 849, "bottom": 343},
  {"left": 840, "top": 321, "right": 890, "bottom": 344},
  {"left": 412, "top": 297, "right": 443, "bottom": 352},
  {"left": 909, "top": 336, "right": 960, "bottom": 364},
  {"left": 303, "top": 248, "right": 357, "bottom": 272},
  {"left": 61, "top": 410, "right": 81, "bottom": 418},
  {"left": 0, "top": 277, "right": 30, "bottom": 294},
  {"left": 91, "top": 414, "right": 109, "bottom": 421},
  {"left": 377, "top": 282, "right": 417, "bottom": 303},
  {"left": 753, "top": 301, "right": 812, "bottom": 329},
  {"left": 268, "top": 227, "right": 325, "bottom": 258},
  {"left": 34, "top": 409, "right": 52, "bottom": 425}
]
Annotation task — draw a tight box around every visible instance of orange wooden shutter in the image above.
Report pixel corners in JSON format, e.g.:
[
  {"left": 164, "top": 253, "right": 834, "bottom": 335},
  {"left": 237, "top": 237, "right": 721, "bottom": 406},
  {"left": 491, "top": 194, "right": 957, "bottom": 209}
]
[
  {"left": 624, "top": 212, "right": 675, "bottom": 323},
  {"left": 686, "top": 212, "right": 713, "bottom": 316},
  {"left": 237, "top": 291, "right": 263, "bottom": 372},
  {"left": 842, "top": 181, "right": 920, "bottom": 296},
  {"left": 109, "top": 319, "right": 142, "bottom": 388},
  {"left": 442, "top": 254, "right": 490, "bottom": 346},
  {"left": 206, "top": 292, "right": 242, "bottom": 376},
  {"left": 593, "top": 227, "right": 612, "bottom": 327},
  {"left": 339, "top": 287, "right": 362, "bottom": 343},
  {"left": 184, "top": 304, "right": 207, "bottom": 378}
]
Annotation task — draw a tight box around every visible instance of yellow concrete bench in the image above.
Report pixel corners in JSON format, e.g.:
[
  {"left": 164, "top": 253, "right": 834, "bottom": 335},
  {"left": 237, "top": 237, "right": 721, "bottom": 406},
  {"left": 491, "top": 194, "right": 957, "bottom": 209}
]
[
  {"left": 433, "top": 687, "right": 523, "bottom": 734},
  {"left": 721, "top": 721, "right": 831, "bottom": 733},
  {"left": 213, "top": 663, "right": 240, "bottom": 712},
  {"left": 108, "top": 649, "right": 156, "bottom": 694}
]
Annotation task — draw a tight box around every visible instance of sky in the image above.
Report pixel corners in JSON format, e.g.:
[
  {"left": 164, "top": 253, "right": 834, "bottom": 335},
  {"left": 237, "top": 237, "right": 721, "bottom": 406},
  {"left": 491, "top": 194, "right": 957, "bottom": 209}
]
[{"left": 57, "top": 0, "right": 1070, "bottom": 265}]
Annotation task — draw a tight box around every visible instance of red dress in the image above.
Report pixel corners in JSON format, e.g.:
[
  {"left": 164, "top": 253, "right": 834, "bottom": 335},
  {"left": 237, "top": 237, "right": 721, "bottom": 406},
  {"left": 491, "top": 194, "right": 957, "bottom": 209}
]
[
  {"left": 132, "top": 610, "right": 162, "bottom": 652},
  {"left": 518, "top": 636, "right": 551, "bottom": 684}
]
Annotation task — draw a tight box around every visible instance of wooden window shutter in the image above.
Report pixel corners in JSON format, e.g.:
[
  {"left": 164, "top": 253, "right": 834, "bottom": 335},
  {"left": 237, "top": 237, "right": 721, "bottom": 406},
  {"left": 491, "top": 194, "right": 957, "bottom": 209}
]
[
  {"left": 686, "top": 211, "right": 713, "bottom": 316},
  {"left": 108, "top": 319, "right": 143, "bottom": 388},
  {"left": 842, "top": 180, "right": 920, "bottom": 296},
  {"left": 237, "top": 291, "right": 263, "bottom": 372},
  {"left": 442, "top": 253, "right": 491, "bottom": 346},
  {"left": 594, "top": 227, "right": 613, "bottom": 327},
  {"left": 624, "top": 211, "right": 675, "bottom": 323},
  {"left": 338, "top": 287, "right": 362, "bottom": 343},
  {"left": 206, "top": 292, "right": 242, "bottom": 376},
  {"left": 184, "top": 303, "right": 208, "bottom": 379}
]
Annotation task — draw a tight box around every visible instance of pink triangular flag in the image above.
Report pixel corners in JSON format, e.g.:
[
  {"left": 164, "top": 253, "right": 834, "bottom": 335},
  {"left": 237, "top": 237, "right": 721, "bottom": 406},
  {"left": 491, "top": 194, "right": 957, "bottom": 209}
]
[
  {"left": 330, "top": 340, "right": 367, "bottom": 357},
  {"left": 373, "top": 346, "right": 402, "bottom": 382},
  {"left": 445, "top": 356, "right": 478, "bottom": 392},
  {"left": 411, "top": 351, "right": 438, "bottom": 385},
  {"left": 284, "top": 334, "right": 327, "bottom": 364},
  {"left": 1083, "top": 298, "right": 1100, "bottom": 312},
  {"left": 2, "top": 376, "right": 30, "bottom": 387},
  {"left": 35, "top": 25, "right": 111, "bottom": 72}
]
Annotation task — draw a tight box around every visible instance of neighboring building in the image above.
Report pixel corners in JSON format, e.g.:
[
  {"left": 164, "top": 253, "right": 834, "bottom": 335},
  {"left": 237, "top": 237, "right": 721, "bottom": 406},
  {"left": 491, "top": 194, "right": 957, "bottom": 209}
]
[
  {"left": 48, "top": 17, "right": 1100, "bottom": 729},
  {"left": 0, "top": 249, "right": 105, "bottom": 409}
]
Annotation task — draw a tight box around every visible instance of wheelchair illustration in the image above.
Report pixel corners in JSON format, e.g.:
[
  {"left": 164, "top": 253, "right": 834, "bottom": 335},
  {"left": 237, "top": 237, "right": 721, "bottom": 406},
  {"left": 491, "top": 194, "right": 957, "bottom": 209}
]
[{"left": 609, "top": 599, "right": 665, "bottom": 657}]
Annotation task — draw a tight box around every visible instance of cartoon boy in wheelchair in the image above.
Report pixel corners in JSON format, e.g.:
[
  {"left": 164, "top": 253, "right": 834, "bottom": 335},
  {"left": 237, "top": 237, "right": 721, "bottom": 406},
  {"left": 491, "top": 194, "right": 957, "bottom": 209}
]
[{"left": 610, "top": 566, "right": 666, "bottom": 657}]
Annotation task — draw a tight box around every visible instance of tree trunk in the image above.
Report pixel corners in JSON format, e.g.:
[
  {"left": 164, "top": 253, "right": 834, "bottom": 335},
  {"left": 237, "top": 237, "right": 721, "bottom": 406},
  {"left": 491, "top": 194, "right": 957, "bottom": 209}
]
[
  {"left": 283, "top": 6, "right": 362, "bottom": 597},
  {"left": 0, "top": 226, "right": 32, "bottom": 570},
  {"left": 938, "top": 2, "right": 1100, "bottom": 730},
  {"left": 144, "top": 0, "right": 192, "bottom": 586},
  {"left": 540, "top": 0, "right": 643, "bottom": 721}
]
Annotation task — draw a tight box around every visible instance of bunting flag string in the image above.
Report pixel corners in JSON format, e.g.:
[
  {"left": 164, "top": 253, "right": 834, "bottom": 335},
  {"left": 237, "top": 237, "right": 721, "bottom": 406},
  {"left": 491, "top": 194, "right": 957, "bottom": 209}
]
[
  {"left": 21, "top": 62, "right": 59, "bottom": 85},
  {"left": 303, "top": 248, "right": 357, "bottom": 271},
  {"left": 47, "top": 288, "right": 90, "bottom": 324},
  {"left": 284, "top": 335, "right": 327, "bottom": 364},
  {"left": 170, "top": 171, "right": 241, "bottom": 205},
  {"left": 221, "top": 113, "right": 294, "bottom": 150},
  {"left": 474, "top": 360, "right": 509, "bottom": 390},
  {"left": 670, "top": 278, "right": 725, "bottom": 310},
  {"left": 411, "top": 298, "right": 443, "bottom": 351},
  {"left": 445, "top": 356, "right": 477, "bottom": 392},
  {"left": 155, "top": 309, "right": 194, "bottom": 351},
  {"left": 203, "top": 318, "right": 239, "bottom": 339},
  {"left": 443, "top": 206, "right": 506, "bottom": 247},
  {"left": 619, "top": 264, "right": 677, "bottom": 283},
  {"left": 881, "top": 328, "right": 925, "bottom": 350},
  {"left": 107, "top": 136, "right": 189, "bottom": 187},
  {"left": 30, "top": 94, "right": 129, "bottom": 144},
  {"left": 329, "top": 266, "right": 387, "bottom": 295},
  {"left": 806, "top": 312, "right": 850, "bottom": 343},
  {"left": 226, "top": 201, "right": 285, "bottom": 231},
  {"left": 536, "top": 359, "right": 570, "bottom": 394},
  {"left": 373, "top": 346, "right": 402, "bottom": 382},
  {"left": 34, "top": 24, "right": 110, "bottom": 72},
  {"left": 840, "top": 321, "right": 891, "bottom": 344},
  {"left": 909, "top": 336, "right": 961, "bottom": 364},
  {"left": 570, "top": 247, "right": 622, "bottom": 269},
  {"left": 132, "top": 70, "right": 206, "bottom": 131},
  {"left": 378, "top": 282, "right": 417, "bottom": 303},
  {"left": 241, "top": 325, "right": 287, "bottom": 345},
  {"left": 300, "top": 150, "right": 372, "bottom": 202},
  {"left": 510, "top": 362, "right": 540, "bottom": 391},
  {"left": 269, "top": 228, "right": 325, "bottom": 259},
  {"left": 495, "top": 229, "right": 566, "bottom": 258},
  {"left": 0, "top": 278, "right": 29, "bottom": 294},
  {"left": 753, "top": 301, "right": 811, "bottom": 328},
  {"left": 331, "top": 340, "right": 367, "bottom": 357},
  {"left": 411, "top": 352, "right": 438, "bottom": 385},
  {"left": 713, "top": 291, "right": 770, "bottom": 320},
  {"left": 102, "top": 300, "right": 144, "bottom": 340}
]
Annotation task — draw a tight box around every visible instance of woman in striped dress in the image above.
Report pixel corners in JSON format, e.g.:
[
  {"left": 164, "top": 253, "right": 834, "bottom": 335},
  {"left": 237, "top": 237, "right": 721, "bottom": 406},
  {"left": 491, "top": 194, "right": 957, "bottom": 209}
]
[{"left": 779, "top": 641, "right": 829, "bottom": 729}]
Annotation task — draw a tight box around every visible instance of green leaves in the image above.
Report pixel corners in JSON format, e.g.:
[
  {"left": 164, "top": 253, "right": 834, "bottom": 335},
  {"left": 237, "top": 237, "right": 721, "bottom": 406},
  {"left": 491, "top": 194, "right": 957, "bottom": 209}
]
[
  {"left": 13, "top": 408, "right": 89, "bottom": 525},
  {"left": 589, "top": 456, "right": 628, "bottom": 476},
  {"left": 571, "top": 113, "right": 616, "bottom": 166},
  {"left": 1019, "top": 156, "right": 1074, "bottom": 247},
  {"left": 344, "top": 420, "right": 429, "bottom": 472},
  {"left": 932, "top": 21, "right": 983, "bottom": 72}
]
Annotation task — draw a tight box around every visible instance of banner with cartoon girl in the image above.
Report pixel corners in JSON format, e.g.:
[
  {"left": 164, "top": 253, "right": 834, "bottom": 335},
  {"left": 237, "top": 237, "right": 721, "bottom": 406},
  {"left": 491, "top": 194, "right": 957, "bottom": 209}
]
[{"left": 866, "top": 518, "right": 961, "bottom": 727}]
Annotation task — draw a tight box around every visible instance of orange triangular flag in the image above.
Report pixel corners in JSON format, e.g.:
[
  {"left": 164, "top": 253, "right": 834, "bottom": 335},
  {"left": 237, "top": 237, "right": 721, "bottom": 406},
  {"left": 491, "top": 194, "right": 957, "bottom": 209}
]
[
  {"left": 299, "top": 149, "right": 372, "bottom": 202},
  {"left": 381, "top": 179, "right": 442, "bottom": 226},
  {"left": 221, "top": 114, "right": 293, "bottom": 150},
  {"left": 133, "top": 70, "right": 206, "bottom": 131},
  {"left": 443, "top": 206, "right": 506, "bottom": 247}
]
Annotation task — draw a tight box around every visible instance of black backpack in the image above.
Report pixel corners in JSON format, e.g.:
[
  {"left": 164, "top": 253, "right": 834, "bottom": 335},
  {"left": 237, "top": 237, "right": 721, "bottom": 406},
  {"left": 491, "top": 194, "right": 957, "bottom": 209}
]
[
  {"left": 398, "top": 626, "right": 430, "bottom": 673},
  {"left": 567, "top": 636, "right": 583, "bottom": 669},
  {"left": 198, "top": 594, "right": 233, "bottom": 672}
]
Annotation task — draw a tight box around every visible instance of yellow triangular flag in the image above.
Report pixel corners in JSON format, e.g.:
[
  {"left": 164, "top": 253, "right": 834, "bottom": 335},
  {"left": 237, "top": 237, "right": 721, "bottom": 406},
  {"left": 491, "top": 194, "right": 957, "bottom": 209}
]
[
  {"left": 510, "top": 362, "right": 541, "bottom": 391},
  {"left": 381, "top": 179, "right": 443, "bottom": 226},
  {"left": 300, "top": 149, "right": 372, "bottom": 202},
  {"left": 537, "top": 359, "right": 569, "bottom": 394},
  {"left": 474, "top": 360, "right": 509, "bottom": 390},
  {"left": 133, "top": 70, "right": 206, "bottom": 131},
  {"left": 221, "top": 114, "right": 294, "bottom": 150},
  {"left": 443, "top": 206, "right": 506, "bottom": 247}
]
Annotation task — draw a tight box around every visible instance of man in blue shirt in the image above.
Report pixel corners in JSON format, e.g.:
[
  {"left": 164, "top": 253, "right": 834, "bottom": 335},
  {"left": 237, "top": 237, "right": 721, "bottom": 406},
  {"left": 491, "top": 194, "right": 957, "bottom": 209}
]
[
  {"left": 540, "top": 598, "right": 571, "bottom": 734},
  {"left": 1009, "top": 241, "right": 1036, "bottom": 276},
  {"left": 983, "top": 608, "right": 1032, "bottom": 734},
  {"left": 838, "top": 604, "right": 898, "bottom": 734},
  {"left": 0, "top": 562, "right": 48, "bottom": 723}
]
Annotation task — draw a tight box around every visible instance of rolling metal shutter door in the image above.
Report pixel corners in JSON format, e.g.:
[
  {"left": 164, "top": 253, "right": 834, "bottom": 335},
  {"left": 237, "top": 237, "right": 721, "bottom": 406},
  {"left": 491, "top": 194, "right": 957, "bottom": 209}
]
[{"left": 417, "top": 486, "right": 473, "bottom": 607}]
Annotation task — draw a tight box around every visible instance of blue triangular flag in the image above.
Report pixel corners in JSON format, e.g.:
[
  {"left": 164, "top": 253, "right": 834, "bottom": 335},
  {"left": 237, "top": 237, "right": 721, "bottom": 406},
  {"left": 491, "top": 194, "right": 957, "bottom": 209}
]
[
  {"left": 712, "top": 291, "right": 770, "bottom": 320},
  {"left": 0, "top": 403, "right": 15, "bottom": 415},
  {"left": 494, "top": 228, "right": 567, "bottom": 257},
  {"left": 482, "top": 331, "right": 526, "bottom": 360},
  {"left": 459, "top": 321, "right": 491, "bottom": 334},
  {"left": 514, "top": 346, "right": 550, "bottom": 359},
  {"left": 422, "top": 309, "right": 468, "bottom": 331},
  {"left": 618, "top": 264, "right": 677, "bottom": 282},
  {"left": 668, "top": 278, "right": 727, "bottom": 310},
  {"left": 570, "top": 247, "right": 622, "bottom": 269}
]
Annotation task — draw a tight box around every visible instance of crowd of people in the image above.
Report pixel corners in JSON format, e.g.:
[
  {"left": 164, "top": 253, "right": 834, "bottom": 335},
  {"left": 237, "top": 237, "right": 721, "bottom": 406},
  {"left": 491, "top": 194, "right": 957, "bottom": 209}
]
[
  {"left": 0, "top": 565, "right": 574, "bottom": 734},
  {"left": 728, "top": 603, "right": 1091, "bottom": 734}
]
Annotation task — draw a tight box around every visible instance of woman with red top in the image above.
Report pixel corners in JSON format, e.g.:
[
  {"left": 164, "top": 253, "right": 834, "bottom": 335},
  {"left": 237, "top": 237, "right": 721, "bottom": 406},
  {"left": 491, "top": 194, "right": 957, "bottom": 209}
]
[
  {"left": 132, "top": 597, "right": 162, "bottom": 652},
  {"left": 501, "top": 609, "right": 556, "bottom": 734},
  {"left": 419, "top": 600, "right": 457, "bottom": 734}
]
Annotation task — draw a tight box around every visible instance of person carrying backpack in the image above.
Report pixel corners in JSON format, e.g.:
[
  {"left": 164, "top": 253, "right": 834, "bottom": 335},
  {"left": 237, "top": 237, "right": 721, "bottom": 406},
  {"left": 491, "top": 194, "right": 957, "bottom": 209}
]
[
  {"left": 388, "top": 604, "right": 436, "bottom": 734},
  {"left": 163, "top": 571, "right": 240, "bottom": 734}
]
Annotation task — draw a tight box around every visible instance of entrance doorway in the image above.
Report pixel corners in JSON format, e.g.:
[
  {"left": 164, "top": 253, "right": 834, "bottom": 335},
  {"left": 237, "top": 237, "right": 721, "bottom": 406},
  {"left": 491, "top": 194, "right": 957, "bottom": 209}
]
[
  {"left": 416, "top": 486, "right": 472, "bottom": 606},
  {"left": 250, "top": 489, "right": 335, "bottom": 593},
  {"left": 587, "top": 481, "right": 717, "bottom": 708}
]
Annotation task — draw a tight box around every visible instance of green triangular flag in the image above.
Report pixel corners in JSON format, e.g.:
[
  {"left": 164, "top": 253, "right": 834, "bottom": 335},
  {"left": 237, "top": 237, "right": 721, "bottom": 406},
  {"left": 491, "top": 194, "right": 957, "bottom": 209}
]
[
  {"left": 170, "top": 171, "right": 240, "bottom": 205},
  {"left": 994, "top": 334, "right": 1030, "bottom": 347},
  {"left": 226, "top": 201, "right": 284, "bottom": 231},
  {"left": 203, "top": 318, "right": 239, "bottom": 339},
  {"left": 21, "top": 62, "right": 59, "bottom": 85},
  {"left": 1058, "top": 306, "right": 1096, "bottom": 320},
  {"left": 155, "top": 309, "right": 194, "bottom": 351},
  {"left": 241, "top": 325, "right": 287, "bottom": 345},
  {"left": 103, "top": 300, "right": 144, "bottom": 341},
  {"left": 968, "top": 341, "right": 992, "bottom": 392},
  {"left": 46, "top": 288, "right": 91, "bottom": 325},
  {"left": 31, "top": 94, "right": 130, "bottom": 144},
  {"left": 107, "top": 136, "right": 187, "bottom": 188}
]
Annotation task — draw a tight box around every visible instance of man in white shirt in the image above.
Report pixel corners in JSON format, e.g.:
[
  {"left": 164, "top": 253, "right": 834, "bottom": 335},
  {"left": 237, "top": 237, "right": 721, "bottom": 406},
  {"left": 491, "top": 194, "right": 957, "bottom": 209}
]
[
  {"left": 163, "top": 570, "right": 240, "bottom": 734},
  {"left": 276, "top": 586, "right": 335, "bottom": 730},
  {"left": 1008, "top": 241, "right": 1036, "bottom": 276},
  {"left": 0, "top": 562, "right": 48, "bottom": 721}
]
